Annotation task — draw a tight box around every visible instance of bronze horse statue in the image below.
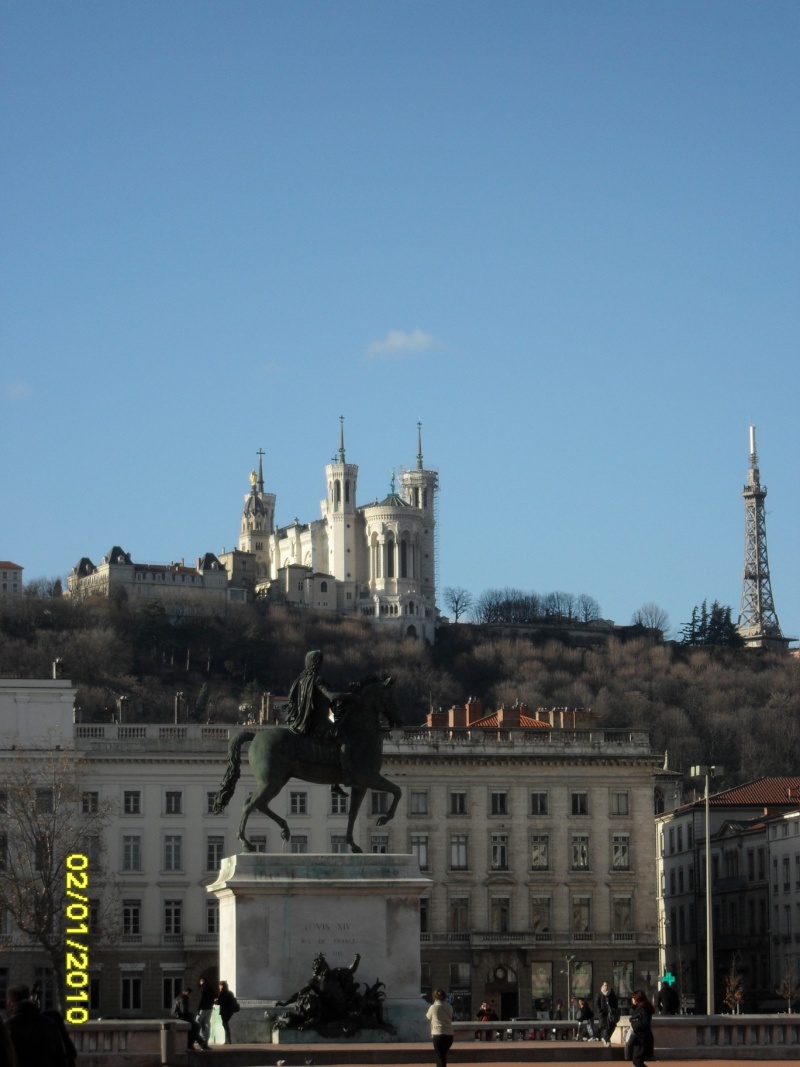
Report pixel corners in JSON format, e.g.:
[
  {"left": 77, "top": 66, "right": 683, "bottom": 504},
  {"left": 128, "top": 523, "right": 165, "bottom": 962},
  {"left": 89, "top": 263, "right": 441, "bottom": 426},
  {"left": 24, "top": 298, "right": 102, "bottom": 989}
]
[{"left": 212, "top": 676, "right": 403, "bottom": 853}]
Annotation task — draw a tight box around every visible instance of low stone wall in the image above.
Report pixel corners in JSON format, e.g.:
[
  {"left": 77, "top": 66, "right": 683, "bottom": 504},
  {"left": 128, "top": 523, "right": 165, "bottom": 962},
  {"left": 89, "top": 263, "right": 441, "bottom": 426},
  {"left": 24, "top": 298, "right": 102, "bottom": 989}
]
[
  {"left": 651, "top": 1014, "right": 800, "bottom": 1050},
  {"left": 67, "top": 1020, "right": 190, "bottom": 1067}
]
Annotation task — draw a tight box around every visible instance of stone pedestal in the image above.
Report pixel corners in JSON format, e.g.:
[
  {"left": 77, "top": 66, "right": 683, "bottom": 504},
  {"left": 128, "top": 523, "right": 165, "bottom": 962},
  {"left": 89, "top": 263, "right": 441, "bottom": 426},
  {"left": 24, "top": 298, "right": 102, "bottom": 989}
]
[{"left": 207, "top": 852, "right": 432, "bottom": 1042}]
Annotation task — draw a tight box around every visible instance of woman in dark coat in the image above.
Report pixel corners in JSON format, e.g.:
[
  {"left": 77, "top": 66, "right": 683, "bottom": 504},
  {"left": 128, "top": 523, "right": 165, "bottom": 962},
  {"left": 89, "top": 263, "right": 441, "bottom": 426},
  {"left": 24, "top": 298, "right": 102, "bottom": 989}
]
[
  {"left": 627, "top": 989, "right": 655, "bottom": 1067},
  {"left": 215, "top": 981, "right": 238, "bottom": 1045}
]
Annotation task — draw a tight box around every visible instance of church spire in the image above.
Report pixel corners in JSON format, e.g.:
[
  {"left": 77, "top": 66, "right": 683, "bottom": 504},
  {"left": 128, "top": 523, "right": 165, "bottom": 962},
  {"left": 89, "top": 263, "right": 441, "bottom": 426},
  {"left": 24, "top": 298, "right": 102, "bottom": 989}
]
[
  {"left": 338, "top": 416, "right": 346, "bottom": 463},
  {"left": 416, "top": 421, "right": 424, "bottom": 470},
  {"left": 257, "top": 448, "right": 265, "bottom": 493}
]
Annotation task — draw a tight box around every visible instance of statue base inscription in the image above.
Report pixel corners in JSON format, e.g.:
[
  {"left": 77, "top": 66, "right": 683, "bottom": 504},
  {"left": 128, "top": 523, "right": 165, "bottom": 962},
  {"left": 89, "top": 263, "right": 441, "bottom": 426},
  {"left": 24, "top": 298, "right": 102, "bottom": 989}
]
[{"left": 207, "top": 852, "right": 432, "bottom": 1042}]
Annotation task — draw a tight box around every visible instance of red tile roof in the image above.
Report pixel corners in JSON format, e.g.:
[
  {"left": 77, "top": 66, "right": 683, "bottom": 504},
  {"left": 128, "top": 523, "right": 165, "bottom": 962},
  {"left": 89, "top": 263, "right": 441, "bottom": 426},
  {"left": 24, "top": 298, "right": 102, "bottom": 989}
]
[
  {"left": 710, "top": 776, "right": 800, "bottom": 807},
  {"left": 0, "top": 561, "right": 23, "bottom": 569},
  {"left": 470, "top": 712, "right": 551, "bottom": 729}
]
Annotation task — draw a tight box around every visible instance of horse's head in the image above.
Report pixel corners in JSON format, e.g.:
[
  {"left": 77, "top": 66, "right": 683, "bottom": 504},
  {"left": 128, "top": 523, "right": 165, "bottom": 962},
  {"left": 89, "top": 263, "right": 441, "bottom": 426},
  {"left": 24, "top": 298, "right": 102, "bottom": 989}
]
[
  {"left": 375, "top": 675, "right": 403, "bottom": 730},
  {"left": 347, "top": 675, "right": 403, "bottom": 731}
]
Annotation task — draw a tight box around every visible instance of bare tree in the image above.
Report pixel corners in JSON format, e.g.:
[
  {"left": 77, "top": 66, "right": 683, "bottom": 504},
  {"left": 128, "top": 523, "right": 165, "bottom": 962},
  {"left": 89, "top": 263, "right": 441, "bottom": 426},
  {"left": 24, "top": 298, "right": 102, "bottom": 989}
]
[
  {"left": 23, "top": 576, "right": 64, "bottom": 598},
  {"left": 576, "top": 593, "right": 602, "bottom": 623},
  {"left": 776, "top": 970, "right": 800, "bottom": 1014},
  {"left": 443, "top": 587, "right": 473, "bottom": 623},
  {"left": 723, "top": 955, "right": 744, "bottom": 1013},
  {"left": 0, "top": 752, "right": 115, "bottom": 1009},
  {"left": 631, "top": 602, "right": 670, "bottom": 635},
  {"left": 473, "top": 589, "right": 505, "bottom": 624}
]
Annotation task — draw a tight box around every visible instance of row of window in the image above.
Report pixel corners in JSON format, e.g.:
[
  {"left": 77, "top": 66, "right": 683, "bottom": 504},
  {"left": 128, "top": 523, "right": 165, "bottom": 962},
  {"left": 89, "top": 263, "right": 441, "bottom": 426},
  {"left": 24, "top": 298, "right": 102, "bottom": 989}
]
[
  {"left": 71, "top": 786, "right": 631, "bottom": 820},
  {"left": 439, "top": 831, "right": 631, "bottom": 872},
  {"left": 772, "top": 854, "right": 800, "bottom": 894},
  {"left": 409, "top": 789, "right": 630, "bottom": 817},
  {"left": 82, "top": 789, "right": 224, "bottom": 817},
  {"left": 0, "top": 894, "right": 220, "bottom": 943},
  {"left": 662, "top": 847, "right": 774, "bottom": 897},
  {"left": 80, "top": 788, "right": 343, "bottom": 818},
  {"left": 121, "top": 833, "right": 268, "bottom": 872},
  {"left": 432, "top": 893, "right": 635, "bottom": 935},
  {"left": 663, "top": 822, "right": 693, "bottom": 855},
  {"left": 113, "top": 829, "right": 634, "bottom": 872},
  {"left": 122, "top": 897, "right": 219, "bottom": 938},
  {"left": 0, "top": 967, "right": 210, "bottom": 1015}
]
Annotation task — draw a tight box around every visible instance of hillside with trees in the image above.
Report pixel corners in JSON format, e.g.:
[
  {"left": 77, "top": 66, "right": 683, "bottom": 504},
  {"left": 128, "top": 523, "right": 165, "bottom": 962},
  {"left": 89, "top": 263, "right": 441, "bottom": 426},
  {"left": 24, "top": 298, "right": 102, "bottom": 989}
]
[{"left": 1, "top": 589, "right": 798, "bottom": 788}]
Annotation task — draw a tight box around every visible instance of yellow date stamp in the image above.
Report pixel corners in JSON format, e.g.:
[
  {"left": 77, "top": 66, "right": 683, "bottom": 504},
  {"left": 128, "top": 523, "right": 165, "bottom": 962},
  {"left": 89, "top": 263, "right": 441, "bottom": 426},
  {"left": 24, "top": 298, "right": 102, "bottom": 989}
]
[{"left": 64, "top": 853, "right": 90, "bottom": 1023}]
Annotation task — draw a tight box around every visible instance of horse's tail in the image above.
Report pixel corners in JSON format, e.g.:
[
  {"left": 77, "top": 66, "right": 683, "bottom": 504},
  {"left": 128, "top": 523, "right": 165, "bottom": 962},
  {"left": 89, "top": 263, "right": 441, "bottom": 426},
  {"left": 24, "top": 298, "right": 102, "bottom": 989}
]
[{"left": 212, "top": 731, "right": 256, "bottom": 813}]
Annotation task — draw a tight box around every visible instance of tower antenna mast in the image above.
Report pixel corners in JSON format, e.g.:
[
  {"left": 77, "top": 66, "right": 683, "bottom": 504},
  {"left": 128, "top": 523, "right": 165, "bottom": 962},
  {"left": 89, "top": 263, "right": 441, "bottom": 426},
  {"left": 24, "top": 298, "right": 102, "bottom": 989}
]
[{"left": 737, "top": 426, "right": 790, "bottom": 649}]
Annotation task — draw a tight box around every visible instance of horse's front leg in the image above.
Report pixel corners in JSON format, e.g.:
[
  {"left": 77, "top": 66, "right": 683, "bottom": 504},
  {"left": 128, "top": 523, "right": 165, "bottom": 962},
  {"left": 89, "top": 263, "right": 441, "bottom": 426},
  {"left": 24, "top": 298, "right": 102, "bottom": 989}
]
[
  {"left": 374, "top": 779, "right": 402, "bottom": 828},
  {"left": 345, "top": 787, "right": 366, "bottom": 853}
]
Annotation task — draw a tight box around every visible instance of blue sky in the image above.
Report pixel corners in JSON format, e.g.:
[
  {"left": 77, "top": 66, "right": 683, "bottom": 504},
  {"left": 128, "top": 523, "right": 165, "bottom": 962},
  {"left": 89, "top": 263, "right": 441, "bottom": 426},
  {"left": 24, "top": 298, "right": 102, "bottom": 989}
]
[{"left": 2, "top": 2, "right": 798, "bottom": 641}]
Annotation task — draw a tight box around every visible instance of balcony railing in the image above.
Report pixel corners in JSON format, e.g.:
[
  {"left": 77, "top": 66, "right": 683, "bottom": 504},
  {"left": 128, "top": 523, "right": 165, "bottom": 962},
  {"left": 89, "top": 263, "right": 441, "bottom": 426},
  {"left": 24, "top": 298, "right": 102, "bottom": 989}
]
[
  {"left": 423, "top": 930, "right": 648, "bottom": 947},
  {"left": 73, "top": 722, "right": 652, "bottom": 755}
]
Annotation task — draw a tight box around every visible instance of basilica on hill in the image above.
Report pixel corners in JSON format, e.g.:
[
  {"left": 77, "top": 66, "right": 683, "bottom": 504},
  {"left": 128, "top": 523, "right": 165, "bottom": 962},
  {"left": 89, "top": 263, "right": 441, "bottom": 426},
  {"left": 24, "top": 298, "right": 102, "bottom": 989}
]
[
  {"left": 219, "top": 419, "right": 439, "bottom": 642},
  {"left": 69, "top": 421, "right": 439, "bottom": 642}
]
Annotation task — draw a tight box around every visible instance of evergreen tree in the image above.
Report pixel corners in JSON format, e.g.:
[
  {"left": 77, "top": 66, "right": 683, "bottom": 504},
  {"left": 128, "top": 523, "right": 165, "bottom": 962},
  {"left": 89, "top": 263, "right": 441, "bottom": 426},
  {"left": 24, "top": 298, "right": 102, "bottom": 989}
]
[{"left": 681, "top": 600, "right": 743, "bottom": 648}]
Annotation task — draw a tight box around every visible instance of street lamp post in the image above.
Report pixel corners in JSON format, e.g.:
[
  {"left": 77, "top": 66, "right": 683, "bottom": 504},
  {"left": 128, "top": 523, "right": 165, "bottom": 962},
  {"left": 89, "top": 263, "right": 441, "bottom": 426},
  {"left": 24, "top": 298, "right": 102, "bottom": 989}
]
[
  {"left": 562, "top": 955, "right": 575, "bottom": 1020},
  {"left": 690, "top": 764, "right": 723, "bottom": 1015}
]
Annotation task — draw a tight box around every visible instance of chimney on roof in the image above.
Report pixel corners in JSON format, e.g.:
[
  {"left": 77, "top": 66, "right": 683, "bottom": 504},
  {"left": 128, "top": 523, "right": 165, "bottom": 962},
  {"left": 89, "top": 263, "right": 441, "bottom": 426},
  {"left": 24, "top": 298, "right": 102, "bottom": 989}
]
[
  {"left": 427, "top": 707, "right": 447, "bottom": 729},
  {"left": 466, "top": 696, "right": 484, "bottom": 725},
  {"left": 498, "top": 703, "right": 521, "bottom": 728},
  {"left": 448, "top": 704, "right": 466, "bottom": 729}
]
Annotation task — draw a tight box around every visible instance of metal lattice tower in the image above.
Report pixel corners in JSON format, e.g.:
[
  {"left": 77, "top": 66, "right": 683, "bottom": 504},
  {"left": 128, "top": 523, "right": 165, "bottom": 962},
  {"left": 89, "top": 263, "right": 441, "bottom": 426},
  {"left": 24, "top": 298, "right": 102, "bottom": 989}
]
[{"left": 737, "top": 425, "right": 786, "bottom": 648}]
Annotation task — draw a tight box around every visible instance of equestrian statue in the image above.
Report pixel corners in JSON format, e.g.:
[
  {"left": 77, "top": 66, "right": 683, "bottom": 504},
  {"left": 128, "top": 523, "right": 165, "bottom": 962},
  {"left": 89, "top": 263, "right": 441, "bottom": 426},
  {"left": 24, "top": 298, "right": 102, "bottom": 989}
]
[{"left": 212, "top": 651, "right": 403, "bottom": 853}]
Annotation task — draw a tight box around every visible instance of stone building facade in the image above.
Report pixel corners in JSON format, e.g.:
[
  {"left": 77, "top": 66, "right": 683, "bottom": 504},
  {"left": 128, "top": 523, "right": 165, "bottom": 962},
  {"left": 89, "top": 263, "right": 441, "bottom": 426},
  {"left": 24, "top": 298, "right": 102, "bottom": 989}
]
[
  {"left": 655, "top": 777, "right": 800, "bottom": 1012},
  {"left": 0, "top": 680, "right": 678, "bottom": 1021},
  {"left": 0, "top": 561, "right": 23, "bottom": 600},
  {"left": 68, "top": 548, "right": 230, "bottom": 612}
]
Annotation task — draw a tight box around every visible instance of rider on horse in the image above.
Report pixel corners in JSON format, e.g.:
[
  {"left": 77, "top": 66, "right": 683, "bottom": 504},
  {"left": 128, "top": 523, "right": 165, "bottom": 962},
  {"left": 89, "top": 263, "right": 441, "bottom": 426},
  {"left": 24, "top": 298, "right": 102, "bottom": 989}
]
[{"left": 284, "top": 650, "right": 355, "bottom": 790}]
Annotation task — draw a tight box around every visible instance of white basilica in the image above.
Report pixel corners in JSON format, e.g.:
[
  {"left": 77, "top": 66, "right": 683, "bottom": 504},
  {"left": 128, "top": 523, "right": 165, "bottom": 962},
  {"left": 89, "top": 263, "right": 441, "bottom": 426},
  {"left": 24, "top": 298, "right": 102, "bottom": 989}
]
[{"left": 220, "top": 420, "right": 439, "bottom": 642}]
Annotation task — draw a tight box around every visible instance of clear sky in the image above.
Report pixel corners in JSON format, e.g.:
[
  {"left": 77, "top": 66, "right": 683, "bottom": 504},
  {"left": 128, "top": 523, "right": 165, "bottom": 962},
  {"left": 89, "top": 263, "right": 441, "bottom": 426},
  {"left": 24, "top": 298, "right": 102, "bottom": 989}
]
[{"left": 2, "top": 2, "right": 798, "bottom": 641}]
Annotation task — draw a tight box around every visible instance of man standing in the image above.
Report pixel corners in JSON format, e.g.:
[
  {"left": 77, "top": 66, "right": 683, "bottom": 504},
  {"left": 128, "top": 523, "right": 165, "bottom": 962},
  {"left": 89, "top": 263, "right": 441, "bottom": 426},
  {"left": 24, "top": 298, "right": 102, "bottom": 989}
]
[
  {"left": 6, "top": 983, "right": 68, "bottom": 1067},
  {"left": 172, "top": 986, "right": 207, "bottom": 1051},
  {"left": 656, "top": 980, "right": 680, "bottom": 1015},
  {"left": 595, "top": 980, "right": 619, "bottom": 1046},
  {"left": 196, "top": 976, "right": 216, "bottom": 1045}
]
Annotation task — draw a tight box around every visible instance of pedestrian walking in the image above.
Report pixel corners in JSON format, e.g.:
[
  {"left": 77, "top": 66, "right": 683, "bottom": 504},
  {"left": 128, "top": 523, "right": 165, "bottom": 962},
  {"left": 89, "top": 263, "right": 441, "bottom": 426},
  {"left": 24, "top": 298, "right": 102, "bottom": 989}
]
[
  {"left": 5, "top": 984, "right": 67, "bottom": 1067},
  {"left": 215, "top": 980, "right": 239, "bottom": 1045},
  {"left": 426, "top": 988, "right": 454, "bottom": 1067},
  {"left": 595, "top": 980, "right": 619, "bottom": 1046},
  {"left": 196, "top": 976, "right": 215, "bottom": 1044},
  {"left": 576, "top": 996, "right": 595, "bottom": 1040},
  {"left": 627, "top": 989, "right": 655, "bottom": 1067},
  {"left": 0, "top": 1016, "right": 17, "bottom": 1067}
]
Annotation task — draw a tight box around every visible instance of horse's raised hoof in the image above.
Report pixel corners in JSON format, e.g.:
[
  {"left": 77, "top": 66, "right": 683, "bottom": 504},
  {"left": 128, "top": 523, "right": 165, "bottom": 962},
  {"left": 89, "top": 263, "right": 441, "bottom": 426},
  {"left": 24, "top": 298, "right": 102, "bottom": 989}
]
[
  {"left": 281, "top": 827, "right": 291, "bottom": 842},
  {"left": 348, "top": 842, "right": 363, "bottom": 854},
  {"left": 376, "top": 815, "right": 388, "bottom": 827}
]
